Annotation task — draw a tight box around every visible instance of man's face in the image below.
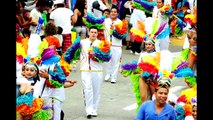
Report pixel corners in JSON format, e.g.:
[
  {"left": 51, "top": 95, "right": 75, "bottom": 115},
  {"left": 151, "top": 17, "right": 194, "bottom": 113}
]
[
  {"left": 110, "top": 8, "right": 118, "bottom": 20},
  {"left": 155, "top": 87, "right": 168, "bottom": 104},
  {"left": 104, "top": 11, "right": 110, "bottom": 18},
  {"left": 89, "top": 28, "right": 98, "bottom": 40},
  {"left": 156, "top": 0, "right": 164, "bottom": 9}
]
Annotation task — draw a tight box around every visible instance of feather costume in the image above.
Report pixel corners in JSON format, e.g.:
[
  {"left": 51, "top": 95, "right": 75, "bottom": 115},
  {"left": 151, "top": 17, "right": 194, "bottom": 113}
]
[
  {"left": 41, "top": 48, "right": 66, "bottom": 88},
  {"left": 129, "top": 20, "right": 146, "bottom": 42},
  {"left": 120, "top": 61, "right": 142, "bottom": 112},
  {"left": 82, "top": 12, "right": 105, "bottom": 30},
  {"left": 16, "top": 92, "right": 53, "bottom": 120},
  {"left": 132, "top": 0, "right": 156, "bottom": 14},
  {"left": 111, "top": 19, "right": 128, "bottom": 40},
  {"left": 88, "top": 40, "right": 111, "bottom": 63}
]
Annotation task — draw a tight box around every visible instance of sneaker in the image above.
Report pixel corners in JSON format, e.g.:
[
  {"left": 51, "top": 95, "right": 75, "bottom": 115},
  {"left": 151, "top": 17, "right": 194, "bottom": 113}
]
[
  {"left": 92, "top": 111, "right": 98, "bottom": 117},
  {"left": 111, "top": 79, "right": 116, "bottom": 83},
  {"left": 135, "top": 52, "right": 140, "bottom": 56},
  {"left": 104, "top": 74, "right": 111, "bottom": 81}
]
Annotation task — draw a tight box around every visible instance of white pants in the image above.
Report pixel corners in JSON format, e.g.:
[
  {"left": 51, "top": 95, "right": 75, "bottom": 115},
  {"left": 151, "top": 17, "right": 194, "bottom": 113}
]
[
  {"left": 103, "top": 46, "right": 122, "bottom": 80},
  {"left": 81, "top": 71, "right": 103, "bottom": 115},
  {"left": 155, "top": 35, "right": 170, "bottom": 52}
]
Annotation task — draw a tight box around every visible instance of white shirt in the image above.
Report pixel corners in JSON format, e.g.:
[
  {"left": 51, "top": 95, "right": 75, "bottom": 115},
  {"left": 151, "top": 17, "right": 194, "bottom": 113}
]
[
  {"left": 80, "top": 39, "right": 103, "bottom": 71},
  {"left": 30, "top": 8, "right": 45, "bottom": 36},
  {"left": 50, "top": 7, "right": 73, "bottom": 34}
]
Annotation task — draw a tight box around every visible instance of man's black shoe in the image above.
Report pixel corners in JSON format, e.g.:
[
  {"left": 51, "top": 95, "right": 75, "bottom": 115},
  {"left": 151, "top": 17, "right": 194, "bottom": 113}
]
[{"left": 87, "top": 114, "right": 92, "bottom": 119}]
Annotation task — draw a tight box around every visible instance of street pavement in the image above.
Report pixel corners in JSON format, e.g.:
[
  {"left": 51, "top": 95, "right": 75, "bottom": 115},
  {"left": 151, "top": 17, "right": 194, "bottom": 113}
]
[{"left": 62, "top": 36, "right": 189, "bottom": 120}]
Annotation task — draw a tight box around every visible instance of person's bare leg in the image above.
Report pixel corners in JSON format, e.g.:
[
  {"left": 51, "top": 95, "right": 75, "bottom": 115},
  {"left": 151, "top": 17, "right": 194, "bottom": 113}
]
[{"left": 139, "top": 77, "right": 149, "bottom": 104}]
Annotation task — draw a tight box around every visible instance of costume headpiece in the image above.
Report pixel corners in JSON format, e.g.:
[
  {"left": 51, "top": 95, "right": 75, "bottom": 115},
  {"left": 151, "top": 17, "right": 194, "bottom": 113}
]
[
  {"left": 132, "top": 0, "right": 156, "bottom": 14},
  {"left": 157, "top": 50, "right": 174, "bottom": 86},
  {"left": 82, "top": 12, "right": 105, "bottom": 30},
  {"left": 143, "top": 17, "right": 170, "bottom": 44}
]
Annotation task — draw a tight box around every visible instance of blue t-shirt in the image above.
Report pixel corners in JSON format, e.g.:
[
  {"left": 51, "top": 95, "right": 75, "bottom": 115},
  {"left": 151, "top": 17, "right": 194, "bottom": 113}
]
[{"left": 135, "top": 100, "right": 176, "bottom": 120}]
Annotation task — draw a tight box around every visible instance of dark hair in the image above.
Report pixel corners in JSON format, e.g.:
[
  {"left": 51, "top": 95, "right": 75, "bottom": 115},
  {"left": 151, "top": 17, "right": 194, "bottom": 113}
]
[
  {"left": 47, "top": 0, "right": 53, "bottom": 8},
  {"left": 74, "top": 0, "right": 86, "bottom": 15},
  {"left": 111, "top": 5, "right": 118, "bottom": 12},
  {"left": 56, "top": 3, "right": 65, "bottom": 7},
  {"left": 45, "top": 22, "right": 57, "bottom": 36},
  {"left": 89, "top": 26, "right": 98, "bottom": 31},
  {"left": 36, "top": 0, "right": 49, "bottom": 7},
  {"left": 103, "top": 9, "right": 110, "bottom": 13}
]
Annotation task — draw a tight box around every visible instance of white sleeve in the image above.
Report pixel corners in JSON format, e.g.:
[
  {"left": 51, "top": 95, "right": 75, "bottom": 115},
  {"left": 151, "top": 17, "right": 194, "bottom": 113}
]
[
  {"left": 33, "top": 77, "right": 46, "bottom": 98},
  {"left": 98, "top": 0, "right": 107, "bottom": 11},
  {"left": 124, "top": 1, "right": 131, "bottom": 9}
]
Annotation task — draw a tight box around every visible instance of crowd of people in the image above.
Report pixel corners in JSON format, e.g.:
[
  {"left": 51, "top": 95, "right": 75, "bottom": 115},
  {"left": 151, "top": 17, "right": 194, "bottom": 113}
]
[{"left": 16, "top": 0, "right": 197, "bottom": 119}]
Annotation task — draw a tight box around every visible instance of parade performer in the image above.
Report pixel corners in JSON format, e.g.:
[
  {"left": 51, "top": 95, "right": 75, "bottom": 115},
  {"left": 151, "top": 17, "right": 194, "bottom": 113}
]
[
  {"left": 104, "top": 6, "right": 128, "bottom": 83},
  {"left": 63, "top": 26, "right": 111, "bottom": 118},
  {"left": 16, "top": 34, "right": 53, "bottom": 120}
]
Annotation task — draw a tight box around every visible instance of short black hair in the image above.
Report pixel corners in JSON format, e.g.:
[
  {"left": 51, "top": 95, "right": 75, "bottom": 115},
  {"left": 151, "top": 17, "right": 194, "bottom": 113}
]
[
  {"left": 103, "top": 8, "right": 110, "bottom": 13},
  {"left": 111, "top": 4, "right": 118, "bottom": 12},
  {"left": 89, "top": 26, "right": 98, "bottom": 31}
]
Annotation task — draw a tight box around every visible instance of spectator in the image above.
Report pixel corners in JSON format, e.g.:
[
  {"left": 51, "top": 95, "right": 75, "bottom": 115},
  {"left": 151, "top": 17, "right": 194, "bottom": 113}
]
[
  {"left": 71, "top": 0, "right": 87, "bottom": 39},
  {"left": 29, "top": 0, "right": 49, "bottom": 39},
  {"left": 49, "top": 0, "right": 74, "bottom": 53}
]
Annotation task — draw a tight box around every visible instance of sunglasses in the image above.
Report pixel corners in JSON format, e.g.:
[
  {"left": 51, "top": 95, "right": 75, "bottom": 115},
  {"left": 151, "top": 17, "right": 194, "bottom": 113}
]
[
  {"left": 187, "top": 34, "right": 197, "bottom": 41},
  {"left": 157, "top": 83, "right": 170, "bottom": 90}
]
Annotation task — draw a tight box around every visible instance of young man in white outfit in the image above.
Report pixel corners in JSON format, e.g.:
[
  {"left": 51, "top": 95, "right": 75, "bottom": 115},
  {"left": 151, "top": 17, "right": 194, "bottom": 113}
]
[
  {"left": 80, "top": 26, "right": 105, "bottom": 118},
  {"left": 103, "top": 6, "right": 122, "bottom": 83},
  {"left": 152, "top": 0, "right": 170, "bottom": 52}
]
